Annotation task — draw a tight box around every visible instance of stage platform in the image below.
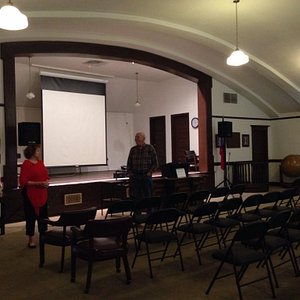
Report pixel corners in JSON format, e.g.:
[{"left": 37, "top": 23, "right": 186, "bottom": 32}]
[{"left": 3, "top": 170, "right": 210, "bottom": 227}]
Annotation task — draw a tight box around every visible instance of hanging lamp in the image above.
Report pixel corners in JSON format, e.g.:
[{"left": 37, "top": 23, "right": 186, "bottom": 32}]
[
  {"left": 227, "top": 0, "right": 249, "bottom": 66},
  {"left": 135, "top": 72, "right": 141, "bottom": 107},
  {"left": 0, "top": 0, "right": 28, "bottom": 30},
  {"left": 26, "top": 57, "right": 35, "bottom": 100}
]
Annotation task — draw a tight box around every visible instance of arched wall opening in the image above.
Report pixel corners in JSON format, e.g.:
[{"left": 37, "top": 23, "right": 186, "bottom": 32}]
[{"left": 1, "top": 41, "right": 214, "bottom": 189}]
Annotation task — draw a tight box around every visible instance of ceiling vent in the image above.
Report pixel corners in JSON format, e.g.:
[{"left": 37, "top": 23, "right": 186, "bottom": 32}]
[{"left": 223, "top": 92, "right": 238, "bottom": 104}]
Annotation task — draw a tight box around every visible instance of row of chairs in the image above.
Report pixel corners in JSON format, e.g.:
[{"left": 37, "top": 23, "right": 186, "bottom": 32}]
[{"left": 37, "top": 184, "right": 300, "bottom": 295}]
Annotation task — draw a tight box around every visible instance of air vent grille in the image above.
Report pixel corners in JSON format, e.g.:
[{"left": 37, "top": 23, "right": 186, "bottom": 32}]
[
  {"left": 223, "top": 93, "right": 238, "bottom": 104},
  {"left": 64, "top": 193, "right": 82, "bottom": 206}
]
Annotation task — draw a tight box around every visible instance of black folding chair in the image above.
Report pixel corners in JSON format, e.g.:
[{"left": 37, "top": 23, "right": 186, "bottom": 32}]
[
  {"left": 176, "top": 201, "right": 219, "bottom": 265},
  {"left": 206, "top": 221, "right": 275, "bottom": 300},
  {"left": 132, "top": 208, "right": 184, "bottom": 278}
]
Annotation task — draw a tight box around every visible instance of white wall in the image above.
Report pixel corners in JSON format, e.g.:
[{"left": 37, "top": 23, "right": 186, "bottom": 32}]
[
  {"left": 5, "top": 72, "right": 300, "bottom": 185},
  {"left": 133, "top": 76, "right": 199, "bottom": 162},
  {"left": 211, "top": 80, "right": 272, "bottom": 185}
]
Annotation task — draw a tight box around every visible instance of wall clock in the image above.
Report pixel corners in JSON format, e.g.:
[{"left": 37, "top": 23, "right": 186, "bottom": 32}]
[{"left": 191, "top": 117, "right": 199, "bottom": 129}]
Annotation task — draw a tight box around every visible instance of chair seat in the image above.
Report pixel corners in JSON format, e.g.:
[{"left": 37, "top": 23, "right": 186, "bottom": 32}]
[
  {"left": 264, "top": 235, "right": 289, "bottom": 251},
  {"left": 43, "top": 228, "right": 73, "bottom": 245},
  {"left": 287, "top": 228, "right": 300, "bottom": 242},
  {"left": 73, "top": 237, "right": 127, "bottom": 260},
  {"left": 137, "top": 230, "right": 177, "bottom": 243},
  {"left": 212, "top": 244, "right": 266, "bottom": 265},
  {"left": 230, "top": 213, "right": 261, "bottom": 223},
  {"left": 133, "top": 214, "right": 150, "bottom": 224},
  {"left": 208, "top": 218, "right": 240, "bottom": 228},
  {"left": 178, "top": 223, "right": 212, "bottom": 234}
]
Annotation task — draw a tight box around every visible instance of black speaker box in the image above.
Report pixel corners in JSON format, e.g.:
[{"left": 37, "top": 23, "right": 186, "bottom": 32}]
[
  {"left": 18, "top": 122, "right": 41, "bottom": 146},
  {"left": 218, "top": 121, "right": 232, "bottom": 137}
]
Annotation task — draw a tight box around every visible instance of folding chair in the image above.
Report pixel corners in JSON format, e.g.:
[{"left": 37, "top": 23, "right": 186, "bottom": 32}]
[
  {"left": 162, "top": 192, "right": 189, "bottom": 225},
  {"left": 207, "top": 197, "right": 242, "bottom": 248},
  {"left": 104, "top": 200, "right": 134, "bottom": 219},
  {"left": 228, "top": 194, "right": 262, "bottom": 225},
  {"left": 206, "top": 221, "right": 275, "bottom": 300},
  {"left": 176, "top": 201, "right": 219, "bottom": 265},
  {"left": 131, "top": 208, "right": 184, "bottom": 278}
]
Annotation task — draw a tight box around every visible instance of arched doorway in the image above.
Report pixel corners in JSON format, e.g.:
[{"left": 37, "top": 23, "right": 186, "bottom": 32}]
[{"left": 1, "top": 41, "right": 213, "bottom": 189}]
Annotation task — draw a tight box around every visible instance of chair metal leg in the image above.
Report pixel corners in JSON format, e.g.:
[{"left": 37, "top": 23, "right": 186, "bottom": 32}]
[
  {"left": 116, "top": 257, "right": 121, "bottom": 273},
  {"left": 59, "top": 245, "right": 65, "bottom": 273},
  {"left": 123, "top": 255, "right": 132, "bottom": 284},
  {"left": 70, "top": 253, "right": 76, "bottom": 283},
  {"left": 85, "top": 259, "right": 93, "bottom": 294},
  {"left": 264, "top": 258, "right": 276, "bottom": 298},
  {"left": 233, "top": 264, "right": 243, "bottom": 300},
  {"left": 205, "top": 260, "right": 226, "bottom": 295},
  {"left": 39, "top": 237, "right": 45, "bottom": 268},
  {"left": 145, "top": 242, "right": 154, "bottom": 278}
]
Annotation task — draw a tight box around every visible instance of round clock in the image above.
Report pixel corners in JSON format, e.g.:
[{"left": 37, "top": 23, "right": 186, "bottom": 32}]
[{"left": 191, "top": 117, "right": 199, "bottom": 129}]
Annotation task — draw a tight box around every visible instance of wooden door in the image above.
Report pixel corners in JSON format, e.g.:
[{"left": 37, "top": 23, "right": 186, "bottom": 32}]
[
  {"left": 150, "top": 116, "right": 166, "bottom": 168},
  {"left": 251, "top": 125, "right": 269, "bottom": 186},
  {"left": 171, "top": 113, "right": 190, "bottom": 162}
]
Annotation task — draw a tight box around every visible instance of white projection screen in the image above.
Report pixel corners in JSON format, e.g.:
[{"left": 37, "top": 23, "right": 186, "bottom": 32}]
[{"left": 42, "top": 89, "right": 106, "bottom": 167}]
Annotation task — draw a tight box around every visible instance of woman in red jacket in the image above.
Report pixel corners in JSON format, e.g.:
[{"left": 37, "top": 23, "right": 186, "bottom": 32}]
[{"left": 19, "top": 144, "right": 49, "bottom": 248}]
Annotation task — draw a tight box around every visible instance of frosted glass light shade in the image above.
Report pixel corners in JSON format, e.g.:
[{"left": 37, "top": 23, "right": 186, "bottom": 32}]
[
  {"left": 0, "top": 4, "right": 28, "bottom": 30},
  {"left": 227, "top": 49, "right": 249, "bottom": 66}
]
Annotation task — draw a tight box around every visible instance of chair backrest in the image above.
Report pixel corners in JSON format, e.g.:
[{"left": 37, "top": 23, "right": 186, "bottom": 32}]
[
  {"left": 145, "top": 208, "right": 179, "bottom": 225},
  {"left": 260, "top": 191, "right": 281, "bottom": 205},
  {"left": 216, "top": 197, "right": 242, "bottom": 216},
  {"left": 105, "top": 200, "right": 134, "bottom": 219},
  {"left": 241, "top": 194, "right": 263, "bottom": 210},
  {"left": 193, "top": 201, "right": 219, "bottom": 219},
  {"left": 163, "top": 192, "right": 188, "bottom": 210},
  {"left": 134, "top": 196, "right": 161, "bottom": 212},
  {"left": 57, "top": 206, "right": 97, "bottom": 227},
  {"left": 234, "top": 221, "right": 268, "bottom": 243},
  {"left": 278, "top": 188, "right": 296, "bottom": 207},
  {"left": 228, "top": 184, "right": 245, "bottom": 199},
  {"left": 188, "top": 190, "right": 210, "bottom": 205},
  {"left": 185, "top": 150, "right": 197, "bottom": 163},
  {"left": 208, "top": 186, "right": 230, "bottom": 202},
  {"left": 83, "top": 217, "right": 132, "bottom": 241},
  {"left": 267, "top": 210, "right": 291, "bottom": 231}
]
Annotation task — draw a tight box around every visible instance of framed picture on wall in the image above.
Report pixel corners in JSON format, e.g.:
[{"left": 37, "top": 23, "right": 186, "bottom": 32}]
[{"left": 242, "top": 134, "right": 250, "bottom": 147}]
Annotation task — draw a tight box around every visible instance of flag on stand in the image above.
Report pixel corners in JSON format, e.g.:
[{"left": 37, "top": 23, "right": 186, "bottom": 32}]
[{"left": 219, "top": 139, "right": 225, "bottom": 170}]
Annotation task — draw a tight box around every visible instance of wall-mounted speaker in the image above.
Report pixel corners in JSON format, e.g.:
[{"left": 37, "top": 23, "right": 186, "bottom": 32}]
[
  {"left": 18, "top": 122, "right": 41, "bottom": 146},
  {"left": 218, "top": 121, "right": 232, "bottom": 137}
]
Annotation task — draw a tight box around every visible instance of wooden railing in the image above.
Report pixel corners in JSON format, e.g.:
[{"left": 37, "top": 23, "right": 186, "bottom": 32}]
[{"left": 230, "top": 161, "right": 269, "bottom": 192}]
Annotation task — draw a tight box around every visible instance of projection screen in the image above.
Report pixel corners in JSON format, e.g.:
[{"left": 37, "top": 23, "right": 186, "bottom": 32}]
[{"left": 42, "top": 76, "right": 107, "bottom": 167}]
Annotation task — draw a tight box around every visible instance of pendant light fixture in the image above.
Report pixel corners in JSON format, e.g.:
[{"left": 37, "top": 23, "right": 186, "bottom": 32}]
[
  {"left": 26, "top": 57, "right": 35, "bottom": 100},
  {"left": 0, "top": 1, "right": 28, "bottom": 30},
  {"left": 226, "top": 0, "right": 249, "bottom": 66},
  {"left": 135, "top": 72, "right": 141, "bottom": 107}
]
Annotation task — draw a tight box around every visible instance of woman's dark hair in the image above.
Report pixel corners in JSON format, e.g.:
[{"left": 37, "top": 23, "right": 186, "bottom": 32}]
[{"left": 24, "top": 144, "right": 40, "bottom": 159}]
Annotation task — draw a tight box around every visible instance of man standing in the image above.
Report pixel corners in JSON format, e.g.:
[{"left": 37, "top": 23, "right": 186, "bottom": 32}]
[{"left": 127, "top": 132, "right": 158, "bottom": 203}]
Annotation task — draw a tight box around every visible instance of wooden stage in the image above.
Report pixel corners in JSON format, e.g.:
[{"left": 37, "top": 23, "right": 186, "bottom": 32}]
[{"left": 3, "top": 170, "right": 210, "bottom": 226}]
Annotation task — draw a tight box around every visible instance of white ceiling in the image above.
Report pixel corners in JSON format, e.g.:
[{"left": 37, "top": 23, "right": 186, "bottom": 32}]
[{"left": 3, "top": 0, "right": 300, "bottom": 117}]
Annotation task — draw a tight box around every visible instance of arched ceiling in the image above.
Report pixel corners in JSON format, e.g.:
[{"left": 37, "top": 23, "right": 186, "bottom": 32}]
[{"left": 1, "top": 0, "right": 299, "bottom": 117}]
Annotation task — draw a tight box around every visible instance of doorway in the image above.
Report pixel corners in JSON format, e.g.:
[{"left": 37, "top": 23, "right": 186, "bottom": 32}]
[
  {"left": 251, "top": 125, "right": 269, "bottom": 188},
  {"left": 150, "top": 116, "right": 166, "bottom": 168},
  {"left": 171, "top": 113, "right": 189, "bottom": 163}
]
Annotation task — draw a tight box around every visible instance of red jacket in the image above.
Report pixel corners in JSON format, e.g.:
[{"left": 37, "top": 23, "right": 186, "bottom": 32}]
[{"left": 19, "top": 160, "right": 49, "bottom": 216}]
